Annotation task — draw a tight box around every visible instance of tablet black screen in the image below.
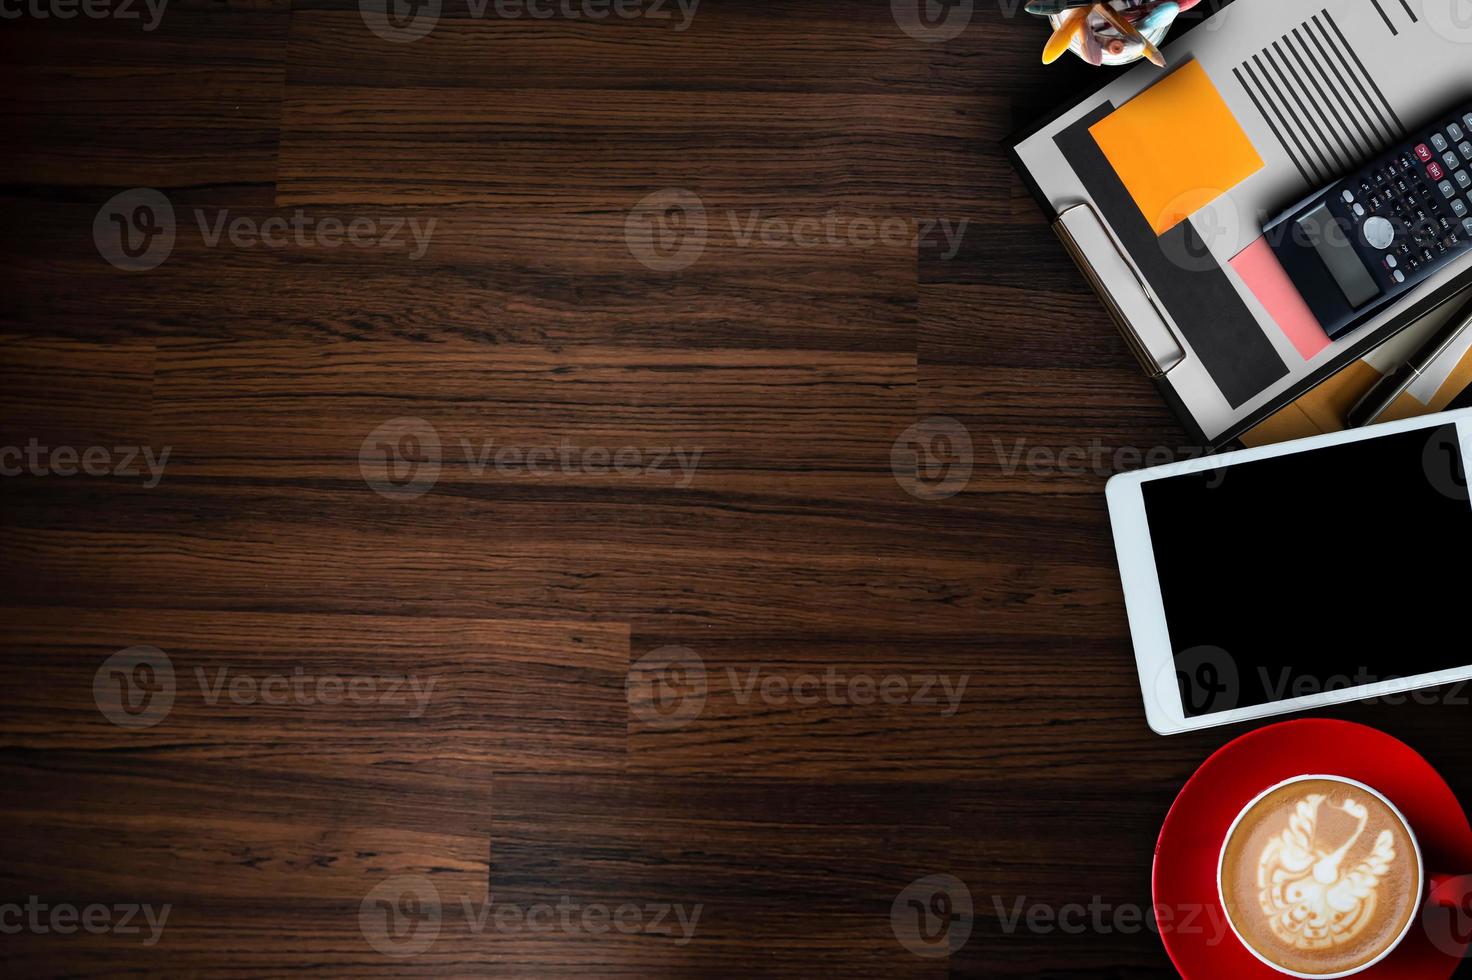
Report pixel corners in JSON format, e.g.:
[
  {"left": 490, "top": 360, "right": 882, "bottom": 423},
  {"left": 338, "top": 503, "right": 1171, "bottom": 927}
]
[{"left": 1141, "top": 422, "right": 1471, "bottom": 717}]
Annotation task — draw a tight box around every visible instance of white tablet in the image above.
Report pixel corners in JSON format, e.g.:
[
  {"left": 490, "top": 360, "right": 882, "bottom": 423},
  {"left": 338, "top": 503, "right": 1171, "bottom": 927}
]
[{"left": 1106, "top": 408, "right": 1472, "bottom": 735}]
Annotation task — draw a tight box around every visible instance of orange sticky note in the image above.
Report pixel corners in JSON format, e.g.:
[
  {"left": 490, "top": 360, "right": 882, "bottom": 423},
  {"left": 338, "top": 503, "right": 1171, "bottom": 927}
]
[{"left": 1089, "top": 61, "right": 1264, "bottom": 235}]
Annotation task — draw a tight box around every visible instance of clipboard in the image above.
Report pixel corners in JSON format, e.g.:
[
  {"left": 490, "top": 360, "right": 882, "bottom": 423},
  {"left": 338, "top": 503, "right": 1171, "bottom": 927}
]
[{"left": 1009, "top": 0, "right": 1472, "bottom": 449}]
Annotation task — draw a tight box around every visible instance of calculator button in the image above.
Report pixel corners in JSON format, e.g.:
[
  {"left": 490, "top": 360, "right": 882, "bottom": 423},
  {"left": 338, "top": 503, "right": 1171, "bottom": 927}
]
[
  {"left": 1464, "top": 217, "right": 1472, "bottom": 237},
  {"left": 1363, "top": 216, "right": 1396, "bottom": 249},
  {"left": 1459, "top": 170, "right": 1472, "bottom": 190},
  {"left": 1416, "top": 143, "right": 1434, "bottom": 162},
  {"left": 1451, "top": 122, "right": 1467, "bottom": 141},
  {"left": 1446, "top": 152, "right": 1463, "bottom": 171},
  {"left": 1440, "top": 179, "right": 1457, "bottom": 198},
  {"left": 1455, "top": 199, "right": 1470, "bottom": 219},
  {"left": 1341, "top": 189, "right": 1355, "bottom": 203},
  {"left": 1429, "top": 162, "right": 1446, "bottom": 181},
  {"left": 1461, "top": 141, "right": 1472, "bottom": 161},
  {"left": 1386, "top": 254, "right": 1397, "bottom": 268},
  {"left": 1433, "top": 133, "right": 1450, "bottom": 152},
  {"left": 1465, "top": 113, "right": 1472, "bottom": 132},
  {"left": 1393, "top": 269, "right": 1406, "bottom": 283}
]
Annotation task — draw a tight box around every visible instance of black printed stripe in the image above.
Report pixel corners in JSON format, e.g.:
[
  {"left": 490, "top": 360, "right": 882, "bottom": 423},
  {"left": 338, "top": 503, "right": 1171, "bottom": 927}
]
[
  {"left": 1369, "top": 0, "right": 1397, "bottom": 35},
  {"left": 1310, "top": 12, "right": 1397, "bottom": 149},
  {"left": 1298, "top": 22, "right": 1379, "bottom": 157},
  {"left": 1323, "top": 10, "right": 1405, "bottom": 136},
  {"left": 1293, "top": 28, "right": 1371, "bottom": 162},
  {"left": 1397, "top": 0, "right": 1417, "bottom": 24},
  {"left": 1233, "top": 66, "right": 1316, "bottom": 186},
  {"left": 1241, "top": 58, "right": 1325, "bottom": 185},
  {"left": 1231, "top": 7, "right": 1408, "bottom": 191},
  {"left": 1295, "top": 26, "right": 1371, "bottom": 159},
  {"left": 1272, "top": 39, "right": 1353, "bottom": 173},
  {"left": 1257, "top": 50, "right": 1339, "bottom": 178}
]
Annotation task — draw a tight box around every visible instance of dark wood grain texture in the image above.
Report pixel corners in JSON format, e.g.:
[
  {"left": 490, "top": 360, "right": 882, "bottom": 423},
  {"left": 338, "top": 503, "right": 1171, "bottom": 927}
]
[{"left": 3, "top": 0, "right": 1470, "bottom": 976}]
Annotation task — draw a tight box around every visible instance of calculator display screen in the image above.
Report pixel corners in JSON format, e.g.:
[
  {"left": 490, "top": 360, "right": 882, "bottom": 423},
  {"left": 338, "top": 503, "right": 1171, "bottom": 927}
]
[{"left": 1297, "top": 204, "right": 1380, "bottom": 308}]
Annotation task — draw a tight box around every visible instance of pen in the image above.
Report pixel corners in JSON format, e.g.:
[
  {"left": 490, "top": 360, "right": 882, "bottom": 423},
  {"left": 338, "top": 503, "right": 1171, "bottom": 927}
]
[{"left": 1347, "top": 293, "right": 1472, "bottom": 427}]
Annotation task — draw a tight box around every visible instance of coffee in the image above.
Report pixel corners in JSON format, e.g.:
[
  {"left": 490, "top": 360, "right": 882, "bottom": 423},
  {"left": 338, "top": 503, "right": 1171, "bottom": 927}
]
[{"left": 1220, "top": 777, "right": 1421, "bottom": 976}]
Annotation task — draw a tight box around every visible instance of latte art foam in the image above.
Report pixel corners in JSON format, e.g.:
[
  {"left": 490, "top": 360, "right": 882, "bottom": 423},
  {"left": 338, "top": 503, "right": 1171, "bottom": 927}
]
[
  {"left": 1221, "top": 779, "right": 1420, "bottom": 976},
  {"left": 1258, "top": 795, "right": 1396, "bottom": 949}
]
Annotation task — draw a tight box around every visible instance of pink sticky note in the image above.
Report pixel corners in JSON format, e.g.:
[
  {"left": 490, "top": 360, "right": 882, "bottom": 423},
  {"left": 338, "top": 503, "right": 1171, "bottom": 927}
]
[{"left": 1230, "top": 237, "right": 1330, "bottom": 360}]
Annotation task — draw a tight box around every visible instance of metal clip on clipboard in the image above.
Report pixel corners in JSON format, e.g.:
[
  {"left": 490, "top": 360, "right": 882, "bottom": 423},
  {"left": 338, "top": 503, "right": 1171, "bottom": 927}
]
[{"left": 1054, "top": 203, "right": 1186, "bottom": 378}]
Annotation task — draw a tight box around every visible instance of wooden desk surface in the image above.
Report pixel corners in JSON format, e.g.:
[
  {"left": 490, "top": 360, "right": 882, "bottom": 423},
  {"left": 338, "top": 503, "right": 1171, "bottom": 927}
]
[{"left": 2, "top": 0, "right": 1469, "bottom": 975}]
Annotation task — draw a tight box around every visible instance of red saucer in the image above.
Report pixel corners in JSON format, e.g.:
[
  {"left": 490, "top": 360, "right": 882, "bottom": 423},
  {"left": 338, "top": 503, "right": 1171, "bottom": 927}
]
[{"left": 1153, "top": 719, "right": 1472, "bottom": 978}]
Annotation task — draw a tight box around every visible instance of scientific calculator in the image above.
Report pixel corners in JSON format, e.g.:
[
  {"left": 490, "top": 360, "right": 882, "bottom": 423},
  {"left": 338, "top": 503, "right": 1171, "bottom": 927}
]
[{"left": 1264, "top": 103, "right": 1472, "bottom": 340}]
